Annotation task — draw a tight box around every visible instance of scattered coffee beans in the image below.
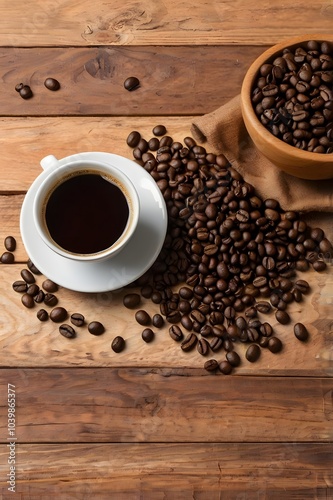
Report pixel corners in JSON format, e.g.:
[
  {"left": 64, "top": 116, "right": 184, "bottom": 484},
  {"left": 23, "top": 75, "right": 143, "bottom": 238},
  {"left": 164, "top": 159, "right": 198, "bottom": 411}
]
[
  {"left": 111, "top": 335, "right": 125, "bottom": 353},
  {"left": 142, "top": 328, "right": 155, "bottom": 343},
  {"left": 59, "top": 324, "right": 76, "bottom": 338},
  {"left": 124, "top": 76, "right": 140, "bottom": 91},
  {"left": 294, "top": 322, "right": 309, "bottom": 341},
  {"left": 251, "top": 40, "right": 333, "bottom": 153},
  {"left": 4, "top": 236, "right": 16, "bottom": 252},
  {"left": 44, "top": 78, "right": 60, "bottom": 91},
  {"left": 88, "top": 321, "right": 105, "bottom": 335},
  {"left": 1, "top": 252, "right": 14, "bottom": 264},
  {"left": 50, "top": 306, "right": 68, "bottom": 323}
]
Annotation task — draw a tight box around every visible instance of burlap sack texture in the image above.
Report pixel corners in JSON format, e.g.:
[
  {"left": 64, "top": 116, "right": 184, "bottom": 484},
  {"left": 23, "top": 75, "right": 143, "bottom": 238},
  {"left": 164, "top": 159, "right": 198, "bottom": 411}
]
[{"left": 191, "top": 95, "right": 333, "bottom": 243}]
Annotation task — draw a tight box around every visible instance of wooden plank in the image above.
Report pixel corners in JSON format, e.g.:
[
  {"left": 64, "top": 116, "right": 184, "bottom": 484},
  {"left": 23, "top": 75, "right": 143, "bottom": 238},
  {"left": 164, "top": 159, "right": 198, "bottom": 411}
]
[
  {"left": 0, "top": 443, "right": 332, "bottom": 498},
  {"left": 0, "top": 46, "right": 264, "bottom": 116},
  {"left": 0, "top": 116, "right": 197, "bottom": 191},
  {"left": 0, "top": 260, "right": 332, "bottom": 374},
  {"left": 1, "top": 0, "right": 333, "bottom": 46},
  {"left": 0, "top": 369, "right": 332, "bottom": 443}
]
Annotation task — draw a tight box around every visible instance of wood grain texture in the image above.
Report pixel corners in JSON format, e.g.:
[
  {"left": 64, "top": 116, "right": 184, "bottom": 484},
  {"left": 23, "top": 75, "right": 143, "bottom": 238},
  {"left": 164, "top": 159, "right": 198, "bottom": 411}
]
[
  {"left": 0, "top": 264, "right": 332, "bottom": 374},
  {"left": 0, "top": 46, "right": 264, "bottom": 116},
  {"left": 0, "top": 443, "right": 332, "bottom": 498},
  {"left": 1, "top": 0, "right": 333, "bottom": 46},
  {"left": 0, "top": 369, "right": 332, "bottom": 443}
]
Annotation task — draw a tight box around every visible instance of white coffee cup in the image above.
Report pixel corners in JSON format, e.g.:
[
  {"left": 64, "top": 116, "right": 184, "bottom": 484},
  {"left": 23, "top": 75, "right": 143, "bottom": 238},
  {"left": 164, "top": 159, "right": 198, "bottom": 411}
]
[{"left": 33, "top": 154, "right": 140, "bottom": 262}]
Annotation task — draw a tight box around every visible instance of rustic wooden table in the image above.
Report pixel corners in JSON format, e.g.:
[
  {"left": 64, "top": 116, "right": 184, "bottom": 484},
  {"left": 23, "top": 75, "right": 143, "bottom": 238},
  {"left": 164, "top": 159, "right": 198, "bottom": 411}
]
[{"left": 0, "top": 1, "right": 333, "bottom": 498}]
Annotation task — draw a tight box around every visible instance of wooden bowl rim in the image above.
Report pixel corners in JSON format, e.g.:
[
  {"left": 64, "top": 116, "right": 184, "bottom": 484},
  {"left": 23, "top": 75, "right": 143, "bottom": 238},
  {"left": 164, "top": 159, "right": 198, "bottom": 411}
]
[{"left": 241, "top": 33, "right": 333, "bottom": 164}]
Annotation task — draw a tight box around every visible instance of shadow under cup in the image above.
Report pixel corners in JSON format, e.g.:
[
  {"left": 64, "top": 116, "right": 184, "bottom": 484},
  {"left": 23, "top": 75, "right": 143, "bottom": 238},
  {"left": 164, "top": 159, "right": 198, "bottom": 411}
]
[{"left": 33, "top": 161, "right": 140, "bottom": 262}]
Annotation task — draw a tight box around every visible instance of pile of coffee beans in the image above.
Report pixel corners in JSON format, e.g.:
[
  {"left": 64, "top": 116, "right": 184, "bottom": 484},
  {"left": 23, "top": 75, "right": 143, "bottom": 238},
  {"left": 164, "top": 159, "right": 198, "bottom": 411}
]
[
  {"left": 251, "top": 39, "right": 333, "bottom": 153},
  {"left": 124, "top": 125, "right": 332, "bottom": 373}
]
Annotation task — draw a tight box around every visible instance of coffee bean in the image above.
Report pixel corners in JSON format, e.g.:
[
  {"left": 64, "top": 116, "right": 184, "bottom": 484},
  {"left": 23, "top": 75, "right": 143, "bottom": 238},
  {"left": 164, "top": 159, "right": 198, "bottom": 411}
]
[
  {"left": 37, "top": 309, "right": 48, "bottom": 322},
  {"left": 294, "top": 322, "right": 309, "bottom": 341},
  {"left": 226, "top": 351, "right": 241, "bottom": 367},
  {"left": 267, "top": 337, "right": 283, "bottom": 353},
  {"left": 26, "top": 284, "right": 40, "bottom": 296},
  {"left": 294, "top": 279, "right": 310, "bottom": 294},
  {"left": 88, "top": 321, "right": 105, "bottom": 335},
  {"left": 135, "top": 309, "right": 151, "bottom": 326},
  {"left": 19, "top": 85, "right": 33, "bottom": 99},
  {"left": 275, "top": 310, "right": 290, "bottom": 325},
  {"left": 44, "top": 293, "right": 58, "bottom": 307},
  {"left": 50, "top": 307, "right": 68, "bottom": 323},
  {"left": 127, "top": 131, "right": 141, "bottom": 148},
  {"left": 218, "top": 360, "right": 233, "bottom": 374},
  {"left": 312, "top": 260, "right": 327, "bottom": 272},
  {"left": 1, "top": 252, "right": 14, "bottom": 264},
  {"left": 123, "top": 293, "right": 141, "bottom": 309},
  {"left": 197, "top": 338, "right": 210, "bottom": 356},
  {"left": 34, "top": 290, "right": 45, "bottom": 303},
  {"left": 70, "top": 313, "right": 85, "bottom": 327},
  {"left": 259, "top": 322, "right": 273, "bottom": 337},
  {"left": 21, "top": 293, "right": 35, "bottom": 308},
  {"left": 44, "top": 78, "right": 60, "bottom": 91},
  {"left": 12, "top": 280, "right": 28, "bottom": 293},
  {"left": 210, "top": 337, "right": 224, "bottom": 352},
  {"left": 153, "top": 125, "right": 167, "bottom": 136},
  {"left": 42, "top": 279, "right": 58, "bottom": 293},
  {"left": 181, "top": 332, "right": 197, "bottom": 351},
  {"left": 124, "top": 76, "right": 140, "bottom": 91},
  {"left": 169, "top": 325, "right": 184, "bottom": 341},
  {"left": 255, "top": 301, "right": 272, "bottom": 314},
  {"left": 152, "top": 313, "right": 164, "bottom": 328},
  {"left": 111, "top": 336, "right": 125, "bottom": 353},
  {"left": 142, "top": 328, "right": 154, "bottom": 343},
  {"left": 15, "top": 83, "right": 24, "bottom": 92},
  {"left": 20, "top": 269, "right": 35, "bottom": 284},
  {"left": 4, "top": 236, "right": 16, "bottom": 252},
  {"left": 59, "top": 324, "right": 76, "bottom": 338},
  {"left": 204, "top": 359, "right": 219, "bottom": 372},
  {"left": 245, "top": 344, "right": 261, "bottom": 362},
  {"left": 27, "top": 259, "right": 41, "bottom": 275}
]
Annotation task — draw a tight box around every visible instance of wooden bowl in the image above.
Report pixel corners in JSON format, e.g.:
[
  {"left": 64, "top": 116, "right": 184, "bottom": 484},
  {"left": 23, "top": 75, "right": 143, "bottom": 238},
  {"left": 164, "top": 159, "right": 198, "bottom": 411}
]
[{"left": 241, "top": 34, "right": 333, "bottom": 180}]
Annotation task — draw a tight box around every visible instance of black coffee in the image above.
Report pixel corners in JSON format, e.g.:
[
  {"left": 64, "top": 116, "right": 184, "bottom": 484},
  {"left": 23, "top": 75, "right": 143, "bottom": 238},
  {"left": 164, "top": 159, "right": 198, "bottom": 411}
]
[{"left": 45, "top": 173, "right": 129, "bottom": 254}]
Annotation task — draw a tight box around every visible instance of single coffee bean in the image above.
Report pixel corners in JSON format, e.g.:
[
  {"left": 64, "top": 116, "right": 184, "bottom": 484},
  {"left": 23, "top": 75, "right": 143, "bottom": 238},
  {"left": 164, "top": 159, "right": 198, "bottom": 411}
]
[
  {"left": 59, "top": 324, "right": 76, "bottom": 339},
  {"left": 255, "top": 301, "right": 272, "bottom": 314},
  {"left": 312, "top": 260, "right": 327, "bottom": 272},
  {"left": 111, "top": 336, "right": 125, "bottom": 353},
  {"left": 152, "top": 313, "right": 164, "bottom": 328},
  {"left": 123, "top": 293, "right": 141, "bottom": 309},
  {"left": 245, "top": 344, "right": 261, "bottom": 362},
  {"left": 44, "top": 293, "right": 58, "bottom": 307},
  {"left": 267, "top": 337, "right": 283, "bottom": 353},
  {"left": 124, "top": 76, "right": 140, "bottom": 91},
  {"left": 88, "top": 321, "right": 105, "bottom": 335},
  {"left": 294, "top": 279, "right": 310, "bottom": 294},
  {"left": 259, "top": 322, "right": 273, "bottom": 337},
  {"left": 26, "top": 284, "right": 40, "bottom": 296},
  {"left": 21, "top": 293, "right": 35, "bottom": 308},
  {"left": 12, "top": 280, "right": 28, "bottom": 293},
  {"left": 42, "top": 279, "right": 58, "bottom": 293},
  {"left": 20, "top": 269, "right": 36, "bottom": 284},
  {"left": 140, "top": 285, "right": 153, "bottom": 298},
  {"left": 153, "top": 125, "right": 167, "bottom": 136},
  {"left": 204, "top": 359, "right": 219, "bottom": 372},
  {"left": 37, "top": 309, "right": 48, "bottom": 321},
  {"left": 44, "top": 77, "right": 60, "bottom": 91},
  {"left": 210, "top": 337, "right": 224, "bottom": 352},
  {"left": 218, "top": 360, "right": 233, "bottom": 375},
  {"left": 0, "top": 252, "right": 14, "bottom": 264},
  {"left": 142, "top": 328, "right": 154, "bottom": 343},
  {"left": 34, "top": 290, "right": 45, "bottom": 303},
  {"left": 135, "top": 309, "right": 151, "bottom": 326},
  {"left": 4, "top": 236, "right": 16, "bottom": 252},
  {"left": 19, "top": 85, "right": 33, "bottom": 99},
  {"left": 27, "top": 259, "right": 41, "bottom": 275},
  {"left": 181, "top": 332, "right": 197, "bottom": 352},
  {"left": 275, "top": 310, "right": 291, "bottom": 325},
  {"left": 70, "top": 313, "right": 85, "bottom": 327},
  {"left": 226, "top": 351, "right": 241, "bottom": 367},
  {"left": 169, "top": 325, "right": 184, "bottom": 341},
  {"left": 197, "top": 338, "right": 210, "bottom": 356},
  {"left": 127, "top": 130, "right": 141, "bottom": 148},
  {"left": 50, "top": 306, "right": 68, "bottom": 323},
  {"left": 294, "top": 322, "right": 309, "bottom": 341}
]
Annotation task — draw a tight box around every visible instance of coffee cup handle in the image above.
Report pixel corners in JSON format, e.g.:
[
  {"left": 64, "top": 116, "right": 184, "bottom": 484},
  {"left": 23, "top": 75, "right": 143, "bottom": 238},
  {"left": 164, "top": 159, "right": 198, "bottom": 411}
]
[{"left": 40, "top": 155, "right": 59, "bottom": 170}]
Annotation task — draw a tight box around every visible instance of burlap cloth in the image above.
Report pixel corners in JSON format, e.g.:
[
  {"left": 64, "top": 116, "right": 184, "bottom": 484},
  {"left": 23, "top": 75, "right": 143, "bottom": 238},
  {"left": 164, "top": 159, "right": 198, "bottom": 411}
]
[{"left": 191, "top": 95, "right": 333, "bottom": 242}]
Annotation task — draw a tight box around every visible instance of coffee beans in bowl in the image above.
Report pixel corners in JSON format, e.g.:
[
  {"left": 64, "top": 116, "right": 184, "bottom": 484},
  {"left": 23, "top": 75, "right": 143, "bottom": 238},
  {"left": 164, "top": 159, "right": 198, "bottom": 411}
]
[{"left": 241, "top": 34, "right": 333, "bottom": 179}]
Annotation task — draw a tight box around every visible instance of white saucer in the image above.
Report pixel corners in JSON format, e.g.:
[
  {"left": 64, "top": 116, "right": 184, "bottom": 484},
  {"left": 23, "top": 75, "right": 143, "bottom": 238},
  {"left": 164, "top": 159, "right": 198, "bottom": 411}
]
[{"left": 20, "top": 152, "right": 168, "bottom": 293}]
